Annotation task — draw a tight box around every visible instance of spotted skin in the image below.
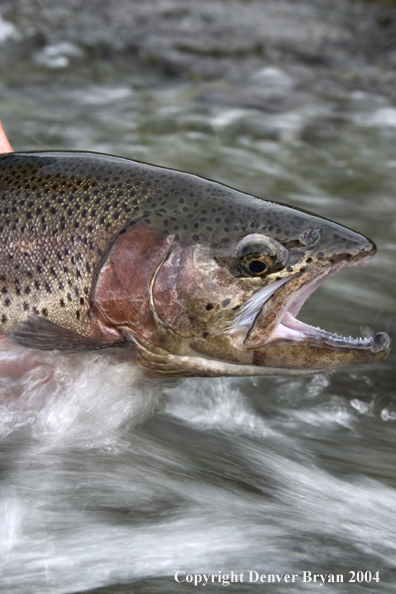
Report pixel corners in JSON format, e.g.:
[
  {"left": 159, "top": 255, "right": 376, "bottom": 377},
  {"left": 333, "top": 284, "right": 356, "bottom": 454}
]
[
  {"left": 0, "top": 151, "right": 257, "bottom": 334},
  {"left": 0, "top": 150, "right": 388, "bottom": 378},
  {"left": 0, "top": 151, "right": 368, "bottom": 338}
]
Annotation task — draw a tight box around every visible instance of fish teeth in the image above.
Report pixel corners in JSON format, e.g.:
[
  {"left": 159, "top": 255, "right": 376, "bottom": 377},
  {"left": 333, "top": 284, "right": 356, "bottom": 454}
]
[{"left": 312, "top": 326, "right": 371, "bottom": 345}]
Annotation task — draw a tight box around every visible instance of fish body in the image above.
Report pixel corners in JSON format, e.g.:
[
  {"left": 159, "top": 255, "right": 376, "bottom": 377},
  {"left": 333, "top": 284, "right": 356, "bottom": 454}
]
[{"left": 0, "top": 151, "right": 390, "bottom": 376}]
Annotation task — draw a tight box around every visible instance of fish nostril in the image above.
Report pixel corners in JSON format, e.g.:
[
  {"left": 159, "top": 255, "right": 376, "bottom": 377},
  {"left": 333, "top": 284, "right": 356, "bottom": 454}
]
[
  {"left": 299, "top": 228, "right": 322, "bottom": 247},
  {"left": 206, "top": 303, "right": 213, "bottom": 311}
]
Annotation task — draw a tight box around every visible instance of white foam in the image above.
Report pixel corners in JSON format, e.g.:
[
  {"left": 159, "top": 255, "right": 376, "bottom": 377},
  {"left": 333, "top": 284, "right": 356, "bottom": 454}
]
[
  {"left": 164, "top": 377, "right": 269, "bottom": 438},
  {"left": 0, "top": 339, "right": 161, "bottom": 448},
  {"left": 361, "top": 107, "right": 396, "bottom": 128},
  {"left": 0, "top": 14, "right": 20, "bottom": 43},
  {"left": 33, "top": 42, "right": 84, "bottom": 69}
]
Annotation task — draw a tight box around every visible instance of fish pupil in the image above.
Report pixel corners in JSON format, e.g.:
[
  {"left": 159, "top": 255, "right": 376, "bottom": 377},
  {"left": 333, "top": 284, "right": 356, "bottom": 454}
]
[{"left": 249, "top": 260, "right": 267, "bottom": 274}]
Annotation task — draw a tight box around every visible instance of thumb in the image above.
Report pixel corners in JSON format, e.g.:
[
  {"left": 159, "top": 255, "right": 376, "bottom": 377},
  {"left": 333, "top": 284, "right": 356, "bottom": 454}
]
[{"left": 0, "top": 120, "right": 13, "bottom": 153}]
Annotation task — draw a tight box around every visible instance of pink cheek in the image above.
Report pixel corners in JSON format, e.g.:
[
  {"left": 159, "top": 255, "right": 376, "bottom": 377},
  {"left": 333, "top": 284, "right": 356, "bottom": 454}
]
[{"left": 93, "top": 226, "right": 172, "bottom": 343}]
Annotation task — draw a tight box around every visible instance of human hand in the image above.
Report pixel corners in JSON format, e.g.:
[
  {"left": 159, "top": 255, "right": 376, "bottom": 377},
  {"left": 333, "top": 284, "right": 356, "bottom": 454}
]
[{"left": 0, "top": 121, "right": 13, "bottom": 153}]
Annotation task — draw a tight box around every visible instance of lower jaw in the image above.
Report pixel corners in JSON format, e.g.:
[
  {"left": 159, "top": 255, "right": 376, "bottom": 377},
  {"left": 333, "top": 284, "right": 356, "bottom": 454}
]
[
  {"left": 250, "top": 331, "right": 391, "bottom": 370},
  {"left": 191, "top": 327, "right": 390, "bottom": 373}
]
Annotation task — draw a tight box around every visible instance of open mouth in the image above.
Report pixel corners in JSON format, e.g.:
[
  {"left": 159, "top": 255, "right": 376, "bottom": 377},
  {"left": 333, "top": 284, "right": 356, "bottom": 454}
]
[
  {"left": 234, "top": 258, "right": 391, "bottom": 355},
  {"left": 267, "top": 268, "right": 389, "bottom": 352}
]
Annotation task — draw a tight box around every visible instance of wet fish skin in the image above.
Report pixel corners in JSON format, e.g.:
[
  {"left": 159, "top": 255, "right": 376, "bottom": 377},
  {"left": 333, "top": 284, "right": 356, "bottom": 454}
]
[
  {"left": 0, "top": 151, "right": 369, "bottom": 336},
  {"left": 0, "top": 151, "right": 390, "bottom": 376}
]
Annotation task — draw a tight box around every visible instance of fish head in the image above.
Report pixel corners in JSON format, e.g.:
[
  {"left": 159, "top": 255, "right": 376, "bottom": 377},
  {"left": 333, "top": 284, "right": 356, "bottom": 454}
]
[{"left": 95, "top": 185, "right": 391, "bottom": 376}]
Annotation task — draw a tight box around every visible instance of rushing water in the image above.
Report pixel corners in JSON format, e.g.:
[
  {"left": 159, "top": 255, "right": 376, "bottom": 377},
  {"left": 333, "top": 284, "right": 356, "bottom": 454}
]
[{"left": 0, "top": 1, "right": 395, "bottom": 592}]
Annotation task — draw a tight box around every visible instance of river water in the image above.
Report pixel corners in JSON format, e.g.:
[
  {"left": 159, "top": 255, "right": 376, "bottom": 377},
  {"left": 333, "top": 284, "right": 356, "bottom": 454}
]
[{"left": 0, "top": 1, "right": 395, "bottom": 592}]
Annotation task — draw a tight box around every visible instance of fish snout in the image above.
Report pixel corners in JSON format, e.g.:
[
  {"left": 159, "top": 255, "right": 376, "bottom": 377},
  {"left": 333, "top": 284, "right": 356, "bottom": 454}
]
[{"left": 314, "top": 222, "right": 377, "bottom": 266}]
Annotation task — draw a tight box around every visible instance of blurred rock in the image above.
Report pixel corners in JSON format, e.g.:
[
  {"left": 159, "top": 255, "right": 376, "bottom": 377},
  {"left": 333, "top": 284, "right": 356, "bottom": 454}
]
[{"left": 0, "top": 0, "right": 395, "bottom": 89}]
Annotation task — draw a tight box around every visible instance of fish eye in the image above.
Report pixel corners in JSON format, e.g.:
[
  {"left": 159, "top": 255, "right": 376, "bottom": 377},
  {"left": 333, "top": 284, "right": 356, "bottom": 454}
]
[{"left": 236, "top": 234, "right": 289, "bottom": 277}]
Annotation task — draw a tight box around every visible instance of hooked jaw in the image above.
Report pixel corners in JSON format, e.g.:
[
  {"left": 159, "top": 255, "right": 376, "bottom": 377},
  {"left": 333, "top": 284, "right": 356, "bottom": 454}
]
[{"left": 232, "top": 254, "right": 391, "bottom": 370}]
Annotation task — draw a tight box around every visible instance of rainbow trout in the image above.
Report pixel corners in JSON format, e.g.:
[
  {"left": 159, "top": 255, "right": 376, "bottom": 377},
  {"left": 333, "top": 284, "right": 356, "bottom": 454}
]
[{"left": 0, "top": 151, "right": 390, "bottom": 377}]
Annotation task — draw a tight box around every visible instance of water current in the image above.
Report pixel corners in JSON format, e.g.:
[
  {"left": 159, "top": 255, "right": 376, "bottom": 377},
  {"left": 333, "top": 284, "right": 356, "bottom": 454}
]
[{"left": 0, "top": 1, "right": 395, "bottom": 592}]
